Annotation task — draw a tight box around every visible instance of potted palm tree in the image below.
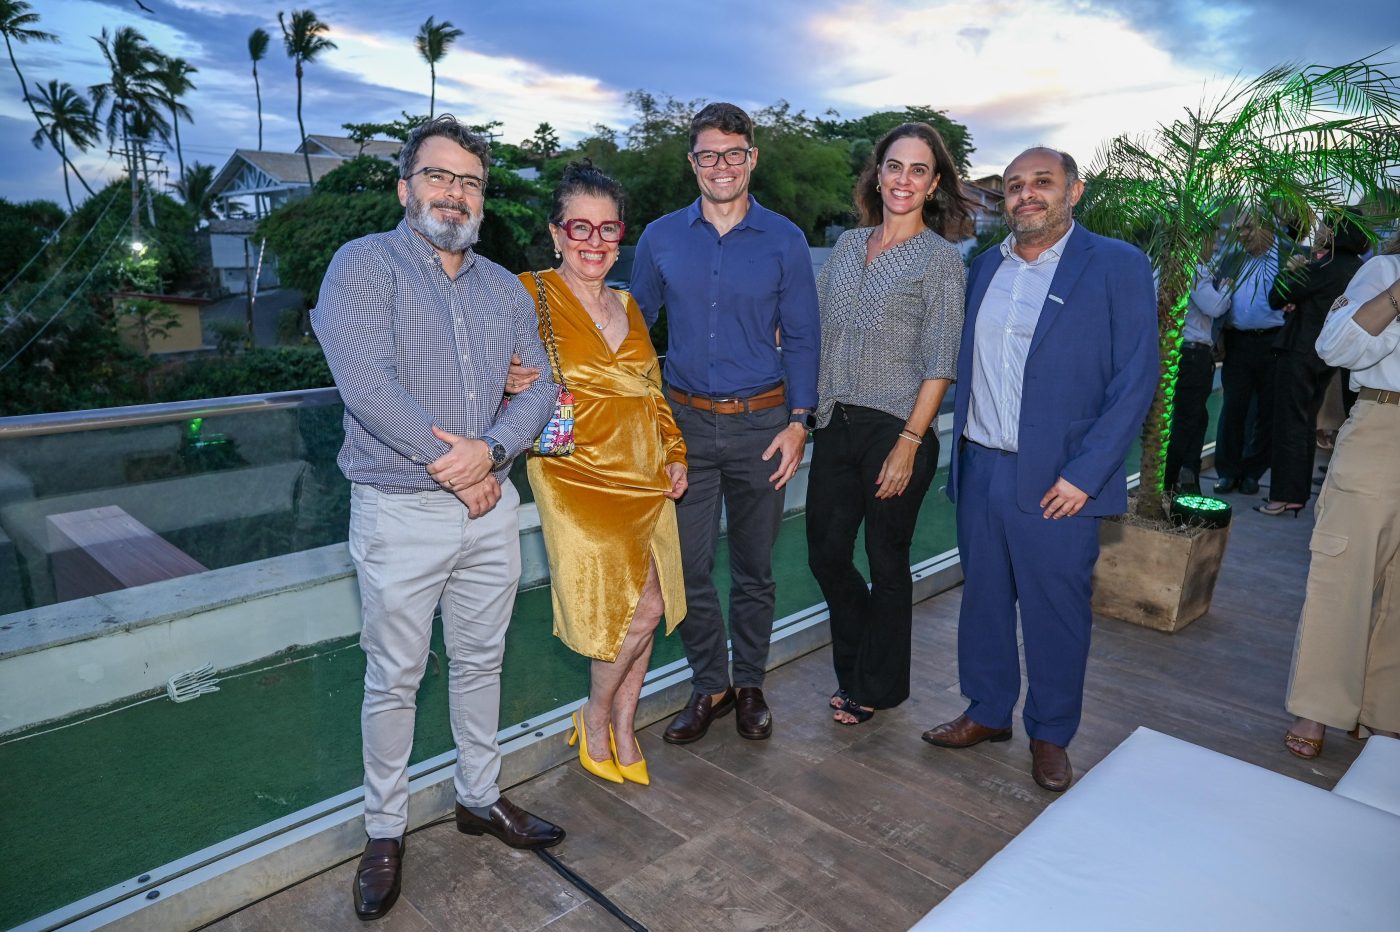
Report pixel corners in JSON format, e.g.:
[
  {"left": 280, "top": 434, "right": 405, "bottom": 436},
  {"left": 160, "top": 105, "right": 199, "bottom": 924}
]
[{"left": 1076, "top": 57, "right": 1400, "bottom": 631}]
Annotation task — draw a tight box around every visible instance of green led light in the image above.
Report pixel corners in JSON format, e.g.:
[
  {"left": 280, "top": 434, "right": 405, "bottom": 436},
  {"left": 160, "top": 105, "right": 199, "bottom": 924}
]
[{"left": 1175, "top": 495, "right": 1230, "bottom": 511}]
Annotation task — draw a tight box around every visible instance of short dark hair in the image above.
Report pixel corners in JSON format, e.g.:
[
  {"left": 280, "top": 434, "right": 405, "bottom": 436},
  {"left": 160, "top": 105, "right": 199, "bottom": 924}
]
[
  {"left": 548, "top": 159, "right": 626, "bottom": 226},
  {"left": 1014, "top": 146, "right": 1080, "bottom": 185},
  {"left": 854, "top": 122, "right": 977, "bottom": 240},
  {"left": 1326, "top": 212, "right": 1370, "bottom": 256},
  {"left": 689, "top": 102, "right": 754, "bottom": 150},
  {"left": 399, "top": 114, "right": 491, "bottom": 182}
]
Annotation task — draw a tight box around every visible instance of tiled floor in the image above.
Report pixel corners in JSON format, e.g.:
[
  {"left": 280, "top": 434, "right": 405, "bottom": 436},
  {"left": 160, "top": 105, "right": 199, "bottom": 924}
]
[{"left": 209, "top": 484, "right": 1356, "bottom": 932}]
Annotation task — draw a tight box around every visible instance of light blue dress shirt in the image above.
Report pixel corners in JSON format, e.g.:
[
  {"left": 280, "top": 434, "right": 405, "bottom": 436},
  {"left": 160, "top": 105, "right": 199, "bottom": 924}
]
[
  {"left": 1226, "top": 243, "right": 1284, "bottom": 331},
  {"left": 965, "top": 223, "right": 1076, "bottom": 452}
]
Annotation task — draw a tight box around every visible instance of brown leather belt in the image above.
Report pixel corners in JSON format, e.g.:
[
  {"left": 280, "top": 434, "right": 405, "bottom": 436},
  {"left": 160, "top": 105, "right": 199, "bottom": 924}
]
[
  {"left": 1358, "top": 387, "right": 1400, "bottom": 405},
  {"left": 667, "top": 384, "right": 785, "bottom": 415}
]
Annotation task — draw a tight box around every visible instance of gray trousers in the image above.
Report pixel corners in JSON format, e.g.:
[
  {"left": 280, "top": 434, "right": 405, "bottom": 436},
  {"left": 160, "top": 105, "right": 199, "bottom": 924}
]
[
  {"left": 349, "top": 480, "right": 522, "bottom": 839},
  {"left": 672, "top": 403, "right": 788, "bottom": 693}
]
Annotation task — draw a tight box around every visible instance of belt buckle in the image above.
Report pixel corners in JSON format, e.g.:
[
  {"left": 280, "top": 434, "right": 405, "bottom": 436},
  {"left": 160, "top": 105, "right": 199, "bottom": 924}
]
[{"left": 1379, "top": 389, "right": 1397, "bottom": 406}]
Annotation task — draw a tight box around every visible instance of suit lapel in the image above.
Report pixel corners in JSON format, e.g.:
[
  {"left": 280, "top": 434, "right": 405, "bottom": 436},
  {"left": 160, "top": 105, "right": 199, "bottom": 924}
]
[
  {"left": 965, "top": 250, "right": 1003, "bottom": 341},
  {"left": 1027, "top": 224, "right": 1094, "bottom": 359}
]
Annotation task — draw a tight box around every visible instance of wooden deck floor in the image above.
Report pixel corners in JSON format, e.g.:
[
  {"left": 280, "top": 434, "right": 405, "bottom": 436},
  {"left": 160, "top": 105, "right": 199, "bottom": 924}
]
[{"left": 209, "top": 480, "right": 1358, "bottom": 932}]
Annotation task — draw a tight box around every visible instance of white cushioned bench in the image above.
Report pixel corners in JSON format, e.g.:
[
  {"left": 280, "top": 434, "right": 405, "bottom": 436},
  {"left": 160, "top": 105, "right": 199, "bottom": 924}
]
[
  {"left": 912, "top": 727, "right": 1400, "bottom": 932},
  {"left": 1331, "top": 734, "right": 1400, "bottom": 817}
]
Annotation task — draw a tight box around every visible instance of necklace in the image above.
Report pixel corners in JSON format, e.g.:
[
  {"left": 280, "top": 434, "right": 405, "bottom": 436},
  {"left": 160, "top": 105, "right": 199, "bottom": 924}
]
[{"left": 558, "top": 267, "right": 621, "bottom": 333}]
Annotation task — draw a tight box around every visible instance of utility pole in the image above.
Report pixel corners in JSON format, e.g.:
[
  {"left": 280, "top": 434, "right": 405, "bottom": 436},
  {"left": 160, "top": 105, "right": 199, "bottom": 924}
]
[{"left": 108, "top": 120, "right": 169, "bottom": 245}]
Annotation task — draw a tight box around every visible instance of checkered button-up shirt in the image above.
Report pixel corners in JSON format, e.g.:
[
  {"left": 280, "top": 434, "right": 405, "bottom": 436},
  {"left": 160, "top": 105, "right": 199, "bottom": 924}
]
[{"left": 312, "top": 219, "right": 557, "bottom": 493}]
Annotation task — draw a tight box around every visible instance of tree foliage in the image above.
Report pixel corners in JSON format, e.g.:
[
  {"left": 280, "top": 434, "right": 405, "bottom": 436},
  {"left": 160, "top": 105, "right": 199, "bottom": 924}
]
[
  {"left": 1076, "top": 56, "right": 1400, "bottom": 519},
  {"left": 0, "top": 197, "right": 64, "bottom": 287}
]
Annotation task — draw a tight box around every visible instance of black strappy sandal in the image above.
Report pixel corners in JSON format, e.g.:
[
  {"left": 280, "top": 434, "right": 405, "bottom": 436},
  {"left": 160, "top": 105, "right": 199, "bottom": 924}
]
[{"left": 833, "top": 696, "right": 874, "bottom": 726}]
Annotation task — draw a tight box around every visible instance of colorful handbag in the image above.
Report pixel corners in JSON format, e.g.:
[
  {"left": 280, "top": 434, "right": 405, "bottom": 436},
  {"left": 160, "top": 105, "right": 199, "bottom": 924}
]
[{"left": 529, "top": 271, "right": 576, "bottom": 456}]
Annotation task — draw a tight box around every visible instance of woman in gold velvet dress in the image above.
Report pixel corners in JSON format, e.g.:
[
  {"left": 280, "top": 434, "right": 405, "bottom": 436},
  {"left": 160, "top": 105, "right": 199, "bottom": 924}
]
[{"left": 519, "top": 162, "right": 688, "bottom": 786}]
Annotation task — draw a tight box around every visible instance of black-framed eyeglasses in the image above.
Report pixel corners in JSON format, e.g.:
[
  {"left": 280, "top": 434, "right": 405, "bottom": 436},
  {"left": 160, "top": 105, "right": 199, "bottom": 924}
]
[
  {"left": 691, "top": 147, "right": 754, "bottom": 168},
  {"left": 555, "top": 218, "right": 626, "bottom": 243},
  {"left": 409, "top": 166, "right": 486, "bottom": 194}
]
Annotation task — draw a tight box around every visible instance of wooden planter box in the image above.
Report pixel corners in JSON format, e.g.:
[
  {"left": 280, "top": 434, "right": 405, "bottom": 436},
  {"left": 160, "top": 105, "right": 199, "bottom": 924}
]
[{"left": 1091, "top": 519, "right": 1230, "bottom": 633}]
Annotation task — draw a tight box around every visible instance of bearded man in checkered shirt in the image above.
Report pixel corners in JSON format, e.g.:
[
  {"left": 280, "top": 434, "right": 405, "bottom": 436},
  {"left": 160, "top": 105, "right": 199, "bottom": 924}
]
[{"left": 312, "top": 115, "right": 565, "bottom": 921}]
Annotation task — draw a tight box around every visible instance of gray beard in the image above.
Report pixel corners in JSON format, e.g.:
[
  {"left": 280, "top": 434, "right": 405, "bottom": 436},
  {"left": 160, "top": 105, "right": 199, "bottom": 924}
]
[{"left": 407, "top": 192, "right": 483, "bottom": 253}]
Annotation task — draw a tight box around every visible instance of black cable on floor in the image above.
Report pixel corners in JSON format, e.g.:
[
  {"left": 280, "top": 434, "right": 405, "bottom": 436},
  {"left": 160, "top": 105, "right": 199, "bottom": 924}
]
[{"left": 534, "top": 848, "right": 648, "bottom": 932}]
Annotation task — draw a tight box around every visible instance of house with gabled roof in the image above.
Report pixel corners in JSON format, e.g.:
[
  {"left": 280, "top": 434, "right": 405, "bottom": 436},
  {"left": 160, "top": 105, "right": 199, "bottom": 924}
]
[{"left": 203, "top": 136, "right": 402, "bottom": 295}]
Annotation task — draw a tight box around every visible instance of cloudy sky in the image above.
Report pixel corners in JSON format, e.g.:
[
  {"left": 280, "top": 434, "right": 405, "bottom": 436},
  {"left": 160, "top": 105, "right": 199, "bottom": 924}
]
[{"left": 5, "top": 0, "right": 1398, "bottom": 206}]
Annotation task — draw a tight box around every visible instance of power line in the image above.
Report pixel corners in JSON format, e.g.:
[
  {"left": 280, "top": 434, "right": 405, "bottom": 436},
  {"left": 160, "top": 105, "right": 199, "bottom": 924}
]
[
  {"left": 0, "top": 186, "right": 126, "bottom": 334},
  {"left": 0, "top": 214, "right": 71, "bottom": 298},
  {"left": 0, "top": 217, "right": 132, "bottom": 375},
  {"left": 0, "top": 153, "right": 121, "bottom": 299}
]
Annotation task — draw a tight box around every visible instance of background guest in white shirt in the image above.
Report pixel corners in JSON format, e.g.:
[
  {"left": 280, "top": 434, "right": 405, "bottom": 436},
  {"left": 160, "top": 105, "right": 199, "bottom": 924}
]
[{"left": 1282, "top": 238, "right": 1400, "bottom": 759}]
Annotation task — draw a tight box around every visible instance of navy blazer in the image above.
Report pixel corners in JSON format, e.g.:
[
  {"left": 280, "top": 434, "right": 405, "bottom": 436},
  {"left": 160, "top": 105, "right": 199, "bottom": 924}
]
[{"left": 949, "top": 224, "right": 1159, "bottom": 516}]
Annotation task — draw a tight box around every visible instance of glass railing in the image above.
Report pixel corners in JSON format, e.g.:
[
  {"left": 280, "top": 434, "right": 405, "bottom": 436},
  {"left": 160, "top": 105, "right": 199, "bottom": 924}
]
[{"left": 0, "top": 385, "right": 1218, "bottom": 928}]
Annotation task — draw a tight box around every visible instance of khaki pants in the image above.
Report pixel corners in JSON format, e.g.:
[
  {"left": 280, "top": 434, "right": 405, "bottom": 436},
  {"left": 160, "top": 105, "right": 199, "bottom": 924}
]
[{"left": 1287, "top": 400, "right": 1400, "bottom": 733}]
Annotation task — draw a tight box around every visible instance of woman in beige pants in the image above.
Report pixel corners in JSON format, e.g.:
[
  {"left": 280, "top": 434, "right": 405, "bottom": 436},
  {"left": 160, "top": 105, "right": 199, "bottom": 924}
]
[{"left": 1284, "top": 241, "right": 1400, "bottom": 759}]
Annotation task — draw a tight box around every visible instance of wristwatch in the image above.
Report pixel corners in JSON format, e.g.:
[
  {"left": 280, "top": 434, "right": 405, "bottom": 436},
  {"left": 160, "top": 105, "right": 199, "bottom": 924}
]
[
  {"left": 486, "top": 439, "right": 508, "bottom": 469},
  {"left": 789, "top": 409, "right": 817, "bottom": 429}
]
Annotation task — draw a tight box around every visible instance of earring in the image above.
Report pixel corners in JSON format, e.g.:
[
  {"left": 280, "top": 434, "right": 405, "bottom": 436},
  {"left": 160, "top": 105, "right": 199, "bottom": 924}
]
[
  {"left": 875, "top": 183, "right": 881, "bottom": 192},
  {"left": 553, "top": 248, "right": 561, "bottom": 259}
]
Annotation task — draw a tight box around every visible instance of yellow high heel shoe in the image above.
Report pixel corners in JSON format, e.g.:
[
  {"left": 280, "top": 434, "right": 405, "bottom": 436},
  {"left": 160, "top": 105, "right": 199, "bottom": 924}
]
[
  {"left": 568, "top": 708, "right": 623, "bottom": 784},
  {"left": 609, "top": 725, "right": 650, "bottom": 786}
]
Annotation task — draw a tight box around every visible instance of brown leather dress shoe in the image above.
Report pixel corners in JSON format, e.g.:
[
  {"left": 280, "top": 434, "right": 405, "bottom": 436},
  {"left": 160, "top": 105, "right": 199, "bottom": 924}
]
[
  {"left": 663, "top": 687, "right": 736, "bottom": 744},
  {"left": 1030, "top": 739, "right": 1073, "bottom": 792},
  {"left": 921, "top": 713, "right": 1013, "bottom": 748},
  {"left": 352, "top": 836, "right": 403, "bottom": 921},
  {"left": 734, "top": 687, "right": 773, "bottom": 740},
  {"left": 454, "top": 798, "right": 565, "bottom": 849}
]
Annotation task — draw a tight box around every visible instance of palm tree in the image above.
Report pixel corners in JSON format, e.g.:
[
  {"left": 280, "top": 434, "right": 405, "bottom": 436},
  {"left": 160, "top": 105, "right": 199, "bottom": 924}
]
[
  {"left": 415, "top": 16, "right": 463, "bottom": 119},
  {"left": 91, "top": 27, "right": 166, "bottom": 189},
  {"left": 1077, "top": 57, "right": 1400, "bottom": 520},
  {"left": 277, "top": 9, "right": 337, "bottom": 187},
  {"left": 29, "top": 80, "right": 100, "bottom": 210},
  {"left": 0, "top": 1, "right": 89, "bottom": 190},
  {"left": 248, "top": 28, "right": 269, "bottom": 149},
  {"left": 176, "top": 162, "right": 218, "bottom": 221},
  {"left": 153, "top": 54, "right": 197, "bottom": 181}
]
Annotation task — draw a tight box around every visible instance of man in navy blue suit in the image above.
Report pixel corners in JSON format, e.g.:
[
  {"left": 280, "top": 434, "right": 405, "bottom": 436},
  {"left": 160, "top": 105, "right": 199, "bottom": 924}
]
[{"left": 921, "top": 147, "right": 1158, "bottom": 792}]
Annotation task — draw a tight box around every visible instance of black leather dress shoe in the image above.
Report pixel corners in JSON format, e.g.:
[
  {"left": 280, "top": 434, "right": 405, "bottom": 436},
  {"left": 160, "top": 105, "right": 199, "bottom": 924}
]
[
  {"left": 735, "top": 687, "right": 773, "bottom": 740},
  {"left": 1213, "top": 478, "right": 1239, "bottom": 494},
  {"left": 455, "top": 798, "right": 564, "bottom": 849},
  {"left": 1238, "top": 477, "right": 1260, "bottom": 496},
  {"left": 663, "top": 687, "right": 736, "bottom": 744},
  {"left": 352, "top": 836, "right": 403, "bottom": 921}
]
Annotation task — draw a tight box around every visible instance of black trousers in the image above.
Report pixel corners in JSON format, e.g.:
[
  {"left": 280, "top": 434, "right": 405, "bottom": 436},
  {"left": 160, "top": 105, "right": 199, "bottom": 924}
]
[
  {"left": 1270, "top": 349, "right": 1333, "bottom": 504},
  {"left": 1164, "top": 342, "right": 1216, "bottom": 490},
  {"left": 806, "top": 403, "right": 937, "bottom": 709},
  {"left": 1215, "top": 328, "right": 1280, "bottom": 483},
  {"left": 672, "top": 402, "right": 788, "bottom": 694}
]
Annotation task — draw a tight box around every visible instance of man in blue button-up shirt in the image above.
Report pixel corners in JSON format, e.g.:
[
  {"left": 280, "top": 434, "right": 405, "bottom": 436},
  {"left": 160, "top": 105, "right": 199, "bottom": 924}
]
[
  {"left": 1212, "top": 219, "right": 1282, "bottom": 496},
  {"left": 630, "top": 102, "right": 820, "bottom": 745},
  {"left": 312, "top": 115, "right": 564, "bottom": 921}
]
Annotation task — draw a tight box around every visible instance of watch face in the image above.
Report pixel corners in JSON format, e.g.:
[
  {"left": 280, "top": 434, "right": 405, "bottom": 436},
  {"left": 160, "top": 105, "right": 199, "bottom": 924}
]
[{"left": 491, "top": 443, "right": 507, "bottom": 466}]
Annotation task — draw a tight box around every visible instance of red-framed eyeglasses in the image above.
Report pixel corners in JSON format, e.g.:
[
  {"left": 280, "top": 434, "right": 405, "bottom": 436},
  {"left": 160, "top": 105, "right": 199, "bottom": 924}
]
[{"left": 556, "top": 218, "right": 626, "bottom": 243}]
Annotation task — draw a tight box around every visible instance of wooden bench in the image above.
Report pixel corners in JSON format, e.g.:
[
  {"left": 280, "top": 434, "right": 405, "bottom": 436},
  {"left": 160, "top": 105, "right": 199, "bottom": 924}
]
[{"left": 46, "top": 505, "right": 207, "bottom": 602}]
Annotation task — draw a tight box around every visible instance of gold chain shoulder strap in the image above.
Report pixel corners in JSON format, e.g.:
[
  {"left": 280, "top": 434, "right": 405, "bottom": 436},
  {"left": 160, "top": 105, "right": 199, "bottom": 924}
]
[{"left": 530, "top": 271, "right": 569, "bottom": 393}]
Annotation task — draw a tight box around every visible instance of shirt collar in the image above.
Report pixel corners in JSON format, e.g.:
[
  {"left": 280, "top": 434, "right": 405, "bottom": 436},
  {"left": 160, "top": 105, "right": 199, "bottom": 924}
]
[
  {"left": 395, "top": 218, "right": 478, "bottom": 276},
  {"left": 1001, "top": 220, "right": 1076, "bottom": 266},
  {"left": 686, "top": 195, "right": 769, "bottom": 232}
]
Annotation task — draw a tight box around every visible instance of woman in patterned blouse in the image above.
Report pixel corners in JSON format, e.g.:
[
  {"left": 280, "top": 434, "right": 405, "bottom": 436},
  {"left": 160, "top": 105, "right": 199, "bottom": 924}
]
[{"left": 808, "top": 122, "right": 973, "bottom": 725}]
